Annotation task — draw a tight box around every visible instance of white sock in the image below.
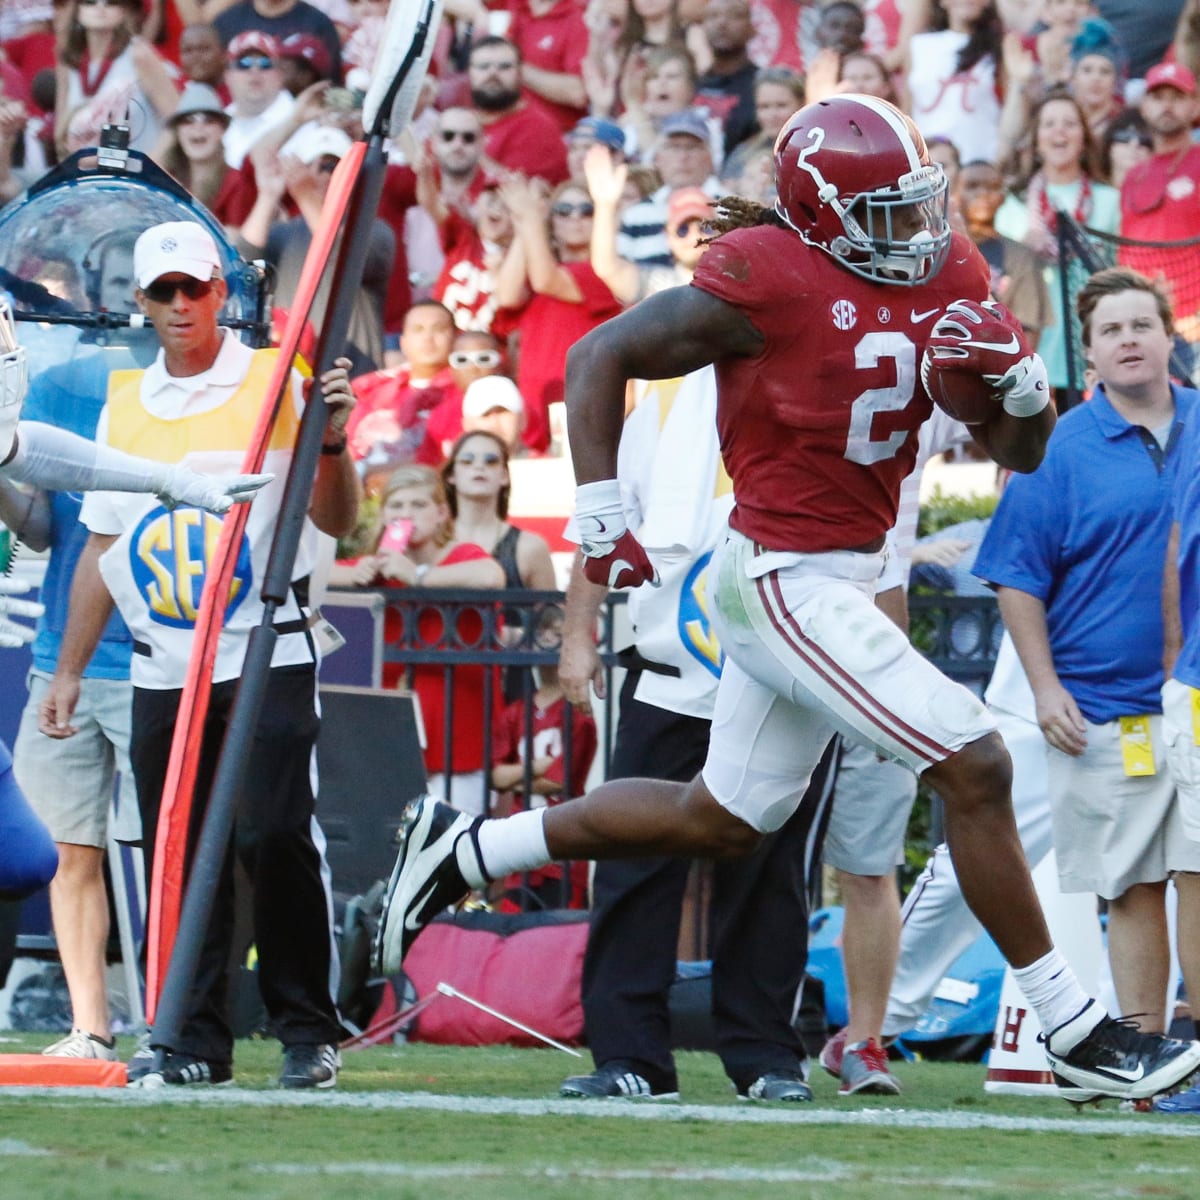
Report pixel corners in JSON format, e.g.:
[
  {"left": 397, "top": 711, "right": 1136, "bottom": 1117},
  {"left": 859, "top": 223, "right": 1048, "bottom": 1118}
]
[
  {"left": 1012, "top": 948, "right": 1094, "bottom": 1033},
  {"left": 468, "top": 808, "right": 550, "bottom": 884}
]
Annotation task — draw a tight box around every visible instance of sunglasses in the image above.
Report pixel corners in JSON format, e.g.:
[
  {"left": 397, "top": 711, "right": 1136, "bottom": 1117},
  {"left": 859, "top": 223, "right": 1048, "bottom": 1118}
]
[
  {"left": 1111, "top": 130, "right": 1153, "bottom": 148},
  {"left": 674, "top": 219, "right": 706, "bottom": 238},
  {"left": 232, "top": 54, "right": 275, "bottom": 71},
  {"left": 455, "top": 452, "right": 503, "bottom": 466},
  {"left": 78, "top": 0, "right": 125, "bottom": 7},
  {"left": 551, "top": 201, "right": 595, "bottom": 218},
  {"left": 142, "top": 277, "right": 216, "bottom": 304},
  {"left": 440, "top": 129, "right": 478, "bottom": 144},
  {"left": 449, "top": 349, "right": 502, "bottom": 369},
  {"left": 315, "top": 155, "right": 340, "bottom": 174}
]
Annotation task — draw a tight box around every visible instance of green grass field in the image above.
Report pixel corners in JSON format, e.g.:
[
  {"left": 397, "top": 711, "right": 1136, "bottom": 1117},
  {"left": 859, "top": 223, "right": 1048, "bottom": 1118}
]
[{"left": 2, "top": 1034, "right": 1199, "bottom": 1200}]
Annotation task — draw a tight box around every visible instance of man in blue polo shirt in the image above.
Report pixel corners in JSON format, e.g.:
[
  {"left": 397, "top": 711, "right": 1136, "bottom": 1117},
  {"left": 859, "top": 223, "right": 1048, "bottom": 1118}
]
[{"left": 975, "top": 266, "right": 1200, "bottom": 1048}]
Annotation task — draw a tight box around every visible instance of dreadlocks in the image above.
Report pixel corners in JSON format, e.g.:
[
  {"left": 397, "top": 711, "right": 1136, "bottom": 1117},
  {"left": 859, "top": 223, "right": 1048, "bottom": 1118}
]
[{"left": 705, "top": 195, "right": 791, "bottom": 238}]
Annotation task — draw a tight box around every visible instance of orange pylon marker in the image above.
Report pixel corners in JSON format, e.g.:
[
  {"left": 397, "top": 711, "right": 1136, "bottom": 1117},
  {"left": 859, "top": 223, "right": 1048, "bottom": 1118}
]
[{"left": 0, "top": 1055, "right": 127, "bottom": 1087}]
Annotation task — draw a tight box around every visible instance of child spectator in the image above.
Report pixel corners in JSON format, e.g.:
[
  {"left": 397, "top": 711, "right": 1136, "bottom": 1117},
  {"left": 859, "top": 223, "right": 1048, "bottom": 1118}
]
[
  {"left": 492, "top": 607, "right": 598, "bottom": 911},
  {"left": 328, "top": 465, "right": 504, "bottom": 814}
]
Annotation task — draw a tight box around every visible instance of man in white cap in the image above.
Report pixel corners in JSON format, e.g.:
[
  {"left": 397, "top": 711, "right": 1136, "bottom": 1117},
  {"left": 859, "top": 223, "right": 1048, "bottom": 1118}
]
[
  {"left": 38, "top": 220, "right": 361, "bottom": 1091},
  {"left": 461, "top": 374, "right": 525, "bottom": 455},
  {"left": 0, "top": 292, "right": 267, "bottom": 908}
]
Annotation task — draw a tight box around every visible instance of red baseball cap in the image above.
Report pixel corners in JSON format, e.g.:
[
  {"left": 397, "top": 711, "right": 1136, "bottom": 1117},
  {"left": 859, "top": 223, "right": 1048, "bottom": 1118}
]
[
  {"left": 1144, "top": 61, "right": 1198, "bottom": 96},
  {"left": 279, "top": 33, "right": 333, "bottom": 79},
  {"left": 227, "top": 30, "right": 282, "bottom": 62}
]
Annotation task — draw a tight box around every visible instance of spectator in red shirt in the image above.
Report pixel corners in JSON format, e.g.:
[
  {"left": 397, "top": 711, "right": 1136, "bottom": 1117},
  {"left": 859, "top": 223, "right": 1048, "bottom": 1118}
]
[
  {"left": 328, "top": 464, "right": 504, "bottom": 815},
  {"left": 347, "top": 300, "right": 461, "bottom": 486},
  {"left": 468, "top": 35, "right": 569, "bottom": 185},
  {"left": 507, "top": 0, "right": 590, "bottom": 133},
  {"left": 493, "top": 173, "right": 623, "bottom": 455},
  {"left": 430, "top": 179, "right": 517, "bottom": 335},
  {"left": 422, "top": 332, "right": 520, "bottom": 462},
  {"left": 1118, "top": 61, "right": 1200, "bottom": 341},
  {"left": 492, "top": 608, "right": 598, "bottom": 911}
]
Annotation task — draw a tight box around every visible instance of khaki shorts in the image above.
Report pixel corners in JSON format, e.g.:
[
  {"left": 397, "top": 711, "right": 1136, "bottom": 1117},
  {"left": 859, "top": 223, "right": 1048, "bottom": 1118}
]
[
  {"left": 1047, "top": 710, "right": 1200, "bottom": 899},
  {"left": 1163, "top": 676, "right": 1200, "bottom": 844},
  {"left": 823, "top": 739, "right": 918, "bottom": 875},
  {"left": 701, "top": 530, "right": 996, "bottom": 834},
  {"left": 12, "top": 670, "right": 139, "bottom": 847}
]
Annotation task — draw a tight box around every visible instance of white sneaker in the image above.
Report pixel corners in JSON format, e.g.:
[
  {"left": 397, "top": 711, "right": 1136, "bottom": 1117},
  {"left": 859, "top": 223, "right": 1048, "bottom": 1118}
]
[{"left": 42, "top": 1028, "right": 118, "bottom": 1061}]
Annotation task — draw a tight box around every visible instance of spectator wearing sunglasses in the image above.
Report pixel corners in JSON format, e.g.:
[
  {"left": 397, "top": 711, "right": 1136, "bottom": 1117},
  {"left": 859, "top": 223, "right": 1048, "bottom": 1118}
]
[
  {"left": 154, "top": 82, "right": 258, "bottom": 232},
  {"left": 421, "top": 332, "right": 524, "bottom": 461},
  {"left": 214, "top": 0, "right": 342, "bottom": 89},
  {"left": 426, "top": 107, "right": 488, "bottom": 218},
  {"left": 222, "top": 31, "right": 295, "bottom": 169},
  {"left": 468, "top": 36, "right": 569, "bottom": 186},
  {"left": 492, "top": 174, "right": 622, "bottom": 455},
  {"left": 54, "top": 0, "right": 180, "bottom": 158},
  {"left": 239, "top": 122, "right": 395, "bottom": 375}
]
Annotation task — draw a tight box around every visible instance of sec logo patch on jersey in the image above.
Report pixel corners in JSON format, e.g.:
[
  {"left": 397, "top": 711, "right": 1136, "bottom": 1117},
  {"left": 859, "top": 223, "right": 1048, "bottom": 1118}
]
[
  {"left": 130, "top": 506, "right": 253, "bottom": 627},
  {"left": 832, "top": 299, "right": 858, "bottom": 330}
]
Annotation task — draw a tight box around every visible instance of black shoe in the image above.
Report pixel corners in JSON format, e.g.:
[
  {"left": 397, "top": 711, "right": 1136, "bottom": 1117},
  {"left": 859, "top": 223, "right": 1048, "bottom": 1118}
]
[
  {"left": 280, "top": 1043, "right": 340, "bottom": 1090},
  {"left": 374, "top": 797, "right": 479, "bottom": 975},
  {"left": 560, "top": 1061, "right": 679, "bottom": 1100},
  {"left": 1043, "top": 1000, "right": 1200, "bottom": 1101},
  {"left": 125, "top": 1033, "right": 155, "bottom": 1083},
  {"left": 137, "top": 1051, "right": 233, "bottom": 1088},
  {"left": 737, "top": 1069, "right": 814, "bottom": 1103}
]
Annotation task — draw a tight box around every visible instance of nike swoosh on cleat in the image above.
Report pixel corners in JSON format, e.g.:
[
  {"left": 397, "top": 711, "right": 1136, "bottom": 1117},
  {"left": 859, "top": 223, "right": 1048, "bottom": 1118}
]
[{"left": 910, "top": 307, "right": 940, "bottom": 322}]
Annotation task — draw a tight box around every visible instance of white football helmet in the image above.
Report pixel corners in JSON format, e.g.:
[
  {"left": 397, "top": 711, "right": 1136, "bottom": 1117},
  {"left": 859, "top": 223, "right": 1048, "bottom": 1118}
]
[{"left": 0, "top": 298, "right": 28, "bottom": 462}]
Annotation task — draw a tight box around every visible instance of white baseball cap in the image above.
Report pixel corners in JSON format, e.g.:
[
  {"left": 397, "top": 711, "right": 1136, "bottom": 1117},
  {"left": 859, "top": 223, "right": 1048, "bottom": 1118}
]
[
  {"left": 133, "top": 221, "right": 222, "bottom": 288},
  {"left": 281, "top": 124, "right": 354, "bottom": 164},
  {"left": 462, "top": 375, "right": 524, "bottom": 417}
]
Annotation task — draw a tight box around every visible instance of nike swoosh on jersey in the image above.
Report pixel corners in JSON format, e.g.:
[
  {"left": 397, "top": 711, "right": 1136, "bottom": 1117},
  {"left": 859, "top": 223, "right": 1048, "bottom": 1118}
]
[{"left": 910, "top": 307, "right": 940, "bottom": 322}]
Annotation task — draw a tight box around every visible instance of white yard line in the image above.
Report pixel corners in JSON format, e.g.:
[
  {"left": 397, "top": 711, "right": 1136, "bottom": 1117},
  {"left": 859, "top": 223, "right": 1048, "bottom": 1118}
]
[{"left": 1, "top": 1086, "right": 1199, "bottom": 1138}]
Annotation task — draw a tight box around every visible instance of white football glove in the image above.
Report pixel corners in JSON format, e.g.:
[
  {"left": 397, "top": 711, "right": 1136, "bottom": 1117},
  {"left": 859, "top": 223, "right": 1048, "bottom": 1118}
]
[
  {"left": 154, "top": 466, "right": 274, "bottom": 514},
  {"left": 0, "top": 575, "right": 44, "bottom": 649}
]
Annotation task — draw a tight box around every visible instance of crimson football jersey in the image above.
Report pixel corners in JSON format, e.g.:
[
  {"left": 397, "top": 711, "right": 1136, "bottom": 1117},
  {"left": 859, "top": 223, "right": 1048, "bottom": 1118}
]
[{"left": 691, "top": 226, "right": 989, "bottom": 552}]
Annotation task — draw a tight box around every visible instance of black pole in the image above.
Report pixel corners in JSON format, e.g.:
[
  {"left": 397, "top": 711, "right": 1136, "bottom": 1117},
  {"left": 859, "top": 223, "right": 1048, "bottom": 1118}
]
[
  {"left": 1055, "top": 209, "right": 1081, "bottom": 414},
  {"left": 149, "top": 138, "right": 390, "bottom": 1062}
]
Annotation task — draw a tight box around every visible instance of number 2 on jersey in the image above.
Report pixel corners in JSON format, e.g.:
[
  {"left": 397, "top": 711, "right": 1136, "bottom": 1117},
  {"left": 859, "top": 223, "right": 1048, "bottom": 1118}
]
[{"left": 844, "top": 331, "right": 917, "bottom": 466}]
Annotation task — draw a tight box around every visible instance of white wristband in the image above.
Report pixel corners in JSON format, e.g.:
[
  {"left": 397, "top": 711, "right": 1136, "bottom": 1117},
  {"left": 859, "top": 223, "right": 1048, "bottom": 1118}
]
[
  {"left": 990, "top": 355, "right": 1050, "bottom": 419},
  {"left": 574, "top": 478, "right": 626, "bottom": 556}
]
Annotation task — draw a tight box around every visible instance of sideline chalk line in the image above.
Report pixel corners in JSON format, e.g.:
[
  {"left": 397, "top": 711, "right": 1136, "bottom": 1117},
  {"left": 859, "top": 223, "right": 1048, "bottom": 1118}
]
[{"left": 0, "top": 1086, "right": 1198, "bottom": 1138}]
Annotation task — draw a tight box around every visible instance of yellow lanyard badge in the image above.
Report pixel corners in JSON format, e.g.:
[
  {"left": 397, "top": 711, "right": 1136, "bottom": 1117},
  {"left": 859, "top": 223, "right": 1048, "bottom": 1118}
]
[
  {"left": 1191, "top": 687, "right": 1200, "bottom": 747},
  {"left": 1118, "top": 715, "right": 1156, "bottom": 777}
]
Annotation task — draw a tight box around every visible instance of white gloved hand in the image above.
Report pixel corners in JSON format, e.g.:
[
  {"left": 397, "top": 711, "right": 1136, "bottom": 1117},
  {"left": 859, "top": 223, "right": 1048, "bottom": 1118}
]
[
  {"left": 0, "top": 575, "right": 44, "bottom": 648},
  {"left": 154, "top": 467, "right": 274, "bottom": 514}
]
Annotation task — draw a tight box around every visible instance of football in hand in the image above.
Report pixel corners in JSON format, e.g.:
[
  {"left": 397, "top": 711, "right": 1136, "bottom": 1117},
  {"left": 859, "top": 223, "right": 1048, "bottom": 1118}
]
[{"left": 920, "top": 350, "right": 1002, "bottom": 425}]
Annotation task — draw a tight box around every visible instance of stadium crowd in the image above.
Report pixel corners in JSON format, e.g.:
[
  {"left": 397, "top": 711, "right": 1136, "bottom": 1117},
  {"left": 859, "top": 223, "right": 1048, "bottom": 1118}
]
[{"left": 4, "top": 0, "right": 1200, "bottom": 1107}]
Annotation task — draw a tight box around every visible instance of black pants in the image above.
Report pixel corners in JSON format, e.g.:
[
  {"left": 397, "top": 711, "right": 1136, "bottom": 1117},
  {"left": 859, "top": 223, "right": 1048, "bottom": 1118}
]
[
  {"left": 580, "top": 672, "right": 838, "bottom": 1093},
  {"left": 131, "top": 664, "right": 340, "bottom": 1063}
]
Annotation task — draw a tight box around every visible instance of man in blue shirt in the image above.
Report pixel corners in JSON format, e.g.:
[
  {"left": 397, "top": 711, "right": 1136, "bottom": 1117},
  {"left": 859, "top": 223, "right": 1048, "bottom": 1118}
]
[{"left": 975, "top": 266, "right": 1200, "bottom": 1044}]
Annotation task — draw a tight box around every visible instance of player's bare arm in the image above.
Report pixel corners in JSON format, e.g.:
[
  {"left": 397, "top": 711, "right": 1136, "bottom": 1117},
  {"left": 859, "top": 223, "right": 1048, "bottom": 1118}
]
[{"left": 566, "top": 285, "right": 763, "bottom": 485}]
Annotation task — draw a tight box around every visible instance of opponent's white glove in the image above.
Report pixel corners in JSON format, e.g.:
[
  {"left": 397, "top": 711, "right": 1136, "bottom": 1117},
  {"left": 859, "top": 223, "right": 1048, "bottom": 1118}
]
[
  {"left": 927, "top": 299, "right": 1050, "bottom": 418},
  {"left": 0, "top": 575, "right": 44, "bottom": 648},
  {"left": 153, "top": 465, "right": 273, "bottom": 514},
  {"left": 575, "top": 479, "right": 659, "bottom": 590}
]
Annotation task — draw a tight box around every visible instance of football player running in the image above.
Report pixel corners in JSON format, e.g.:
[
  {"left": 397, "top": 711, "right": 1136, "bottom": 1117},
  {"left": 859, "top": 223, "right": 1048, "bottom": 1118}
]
[{"left": 377, "top": 95, "right": 1200, "bottom": 1103}]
